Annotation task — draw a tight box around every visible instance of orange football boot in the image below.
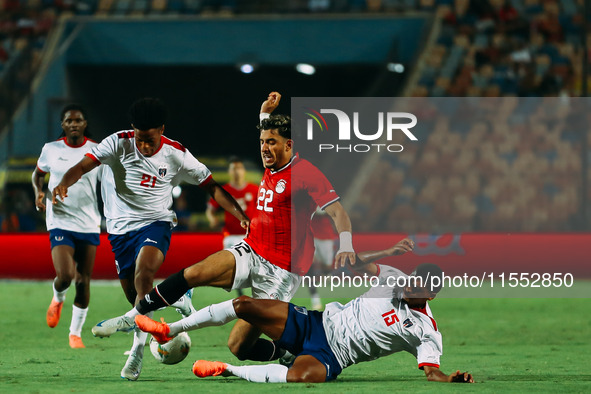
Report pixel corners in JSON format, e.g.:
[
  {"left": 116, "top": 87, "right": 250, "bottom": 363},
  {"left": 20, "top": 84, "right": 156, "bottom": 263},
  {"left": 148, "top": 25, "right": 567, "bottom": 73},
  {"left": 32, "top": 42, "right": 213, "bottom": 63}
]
[
  {"left": 134, "top": 315, "right": 172, "bottom": 344},
  {"left": 46, "top": 299, "right": 63, "bottom": 328},
  {"left": 69, "top": 335, "right": 85, "bottom": 349},
  {"left": 193, "top": 360, "right": 228, "bottom": 378}
]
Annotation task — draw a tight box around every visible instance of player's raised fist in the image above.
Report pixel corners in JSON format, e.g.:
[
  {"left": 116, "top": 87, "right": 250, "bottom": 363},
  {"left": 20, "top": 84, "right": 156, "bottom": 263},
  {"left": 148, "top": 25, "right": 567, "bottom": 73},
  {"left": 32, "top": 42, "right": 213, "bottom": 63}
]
[
  {"left": 391, "top": 238, "right": 415, "bottom": 256},
  {"left": 261, "top": 92, "right": 281, "bottom": 114}
]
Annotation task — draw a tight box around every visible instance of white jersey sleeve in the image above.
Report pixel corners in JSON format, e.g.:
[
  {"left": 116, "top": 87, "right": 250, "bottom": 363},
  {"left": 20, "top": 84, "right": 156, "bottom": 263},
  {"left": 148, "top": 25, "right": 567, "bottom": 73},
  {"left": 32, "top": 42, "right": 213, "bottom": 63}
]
[
  {"left": 87, "top": 133, "right": 119, "bottom": 165},
  {"left": 37, "top": 144, "right": 50, "bottom": 173},
  {"left": 172, "top": 148, "right": 212, "bottom": 186},
  {"left": 416, "top": 331, "right": 443, "bottom": 368}
]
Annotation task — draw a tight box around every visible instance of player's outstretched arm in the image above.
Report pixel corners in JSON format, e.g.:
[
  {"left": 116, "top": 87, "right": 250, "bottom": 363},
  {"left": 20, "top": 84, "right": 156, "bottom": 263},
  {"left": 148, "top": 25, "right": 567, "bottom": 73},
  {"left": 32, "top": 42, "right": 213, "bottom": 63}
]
[
  {"left": 324, "top": 201, "right": 356, "bottom": 268},
  {"left": 203, "top": 180, "right": 250, "bottom": 231},
  {"left": 52, "top": 155, "right": 99, "bottom": 204},
  {"left": 349, "top": 238, "right": 415, "bottom": 275},
  {"left": 260, "top": 92, "right": 281, "bottom": 114},
  {"left": 31, "top": 168, "right": 47, "bottom": 212},
  {"left": 423, "top": 365, "right": 474, "bottom": 383}
]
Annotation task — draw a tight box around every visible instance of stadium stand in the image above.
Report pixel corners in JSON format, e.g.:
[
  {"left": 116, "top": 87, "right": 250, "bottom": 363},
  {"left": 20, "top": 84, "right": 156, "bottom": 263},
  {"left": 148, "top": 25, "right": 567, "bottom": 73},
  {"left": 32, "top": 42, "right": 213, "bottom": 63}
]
[{"left": 347, "top": 0, "right": 587, "bottom": 232}]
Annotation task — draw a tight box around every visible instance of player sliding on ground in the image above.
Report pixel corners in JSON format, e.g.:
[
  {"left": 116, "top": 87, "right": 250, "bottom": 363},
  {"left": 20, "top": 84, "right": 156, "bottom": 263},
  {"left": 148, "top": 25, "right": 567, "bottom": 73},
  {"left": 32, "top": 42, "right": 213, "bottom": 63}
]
[{"left": 136, "top": 238, "right": 474, "bottom": 384}]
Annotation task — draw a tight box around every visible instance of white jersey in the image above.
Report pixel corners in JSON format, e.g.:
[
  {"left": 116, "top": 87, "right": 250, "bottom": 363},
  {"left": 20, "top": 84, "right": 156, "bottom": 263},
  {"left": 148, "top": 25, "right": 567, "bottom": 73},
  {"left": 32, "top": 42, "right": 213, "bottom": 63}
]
[
  {"left": 36, "top": 137, "right": 101, "bottom": 234},
  {"left": 323, "top": 265, "right": 442, "bottom": 370},
  {"left": 87, "top": 130, "right": 211, "bottom": 234}
]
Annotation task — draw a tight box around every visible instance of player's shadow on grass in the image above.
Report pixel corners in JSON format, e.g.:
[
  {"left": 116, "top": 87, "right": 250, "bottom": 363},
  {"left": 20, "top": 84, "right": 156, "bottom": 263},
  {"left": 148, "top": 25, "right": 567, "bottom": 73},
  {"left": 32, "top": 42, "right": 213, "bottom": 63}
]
[
  {"left": 482, "top": 375, "right": 591, "bottom": 382},
  {"left": 335, "top": 374, "right": 591, "bottom": 383},
  {"left": 337, "top": 376, "right": 431, "bottom": 382}
]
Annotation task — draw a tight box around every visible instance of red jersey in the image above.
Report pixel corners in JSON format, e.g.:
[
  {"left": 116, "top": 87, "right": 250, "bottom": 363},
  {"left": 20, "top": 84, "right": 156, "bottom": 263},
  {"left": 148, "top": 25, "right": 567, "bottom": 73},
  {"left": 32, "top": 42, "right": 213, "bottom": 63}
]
[
  {"left": 208, "top": 183, "right": 259, "bottom": 236},
  {"left": 245, "top": 155, "right": 339, "bottom": 275}
]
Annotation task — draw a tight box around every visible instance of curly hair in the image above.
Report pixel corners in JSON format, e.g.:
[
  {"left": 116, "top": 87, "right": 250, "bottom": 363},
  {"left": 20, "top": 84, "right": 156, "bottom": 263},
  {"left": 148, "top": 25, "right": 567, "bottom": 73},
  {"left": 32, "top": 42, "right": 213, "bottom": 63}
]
[
  {"left": 257, "top": 114, "right": 291, "bottom": 139},
  {"left": 128, "top": 97, "right": 167, "bottom": 130}
]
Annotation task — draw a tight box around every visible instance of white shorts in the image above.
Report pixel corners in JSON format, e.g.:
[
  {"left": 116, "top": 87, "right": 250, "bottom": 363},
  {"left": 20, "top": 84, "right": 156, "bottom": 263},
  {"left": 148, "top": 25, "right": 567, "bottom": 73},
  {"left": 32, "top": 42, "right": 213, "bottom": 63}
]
[
  {"left": 227, "top": 241, "right": 301, "bottom": 301},
  {"left": 314, "top": 238, "right": 336, "bottom": 267},
  {"left": 223, "top": 234, "right": 246, "bottom": 249}
]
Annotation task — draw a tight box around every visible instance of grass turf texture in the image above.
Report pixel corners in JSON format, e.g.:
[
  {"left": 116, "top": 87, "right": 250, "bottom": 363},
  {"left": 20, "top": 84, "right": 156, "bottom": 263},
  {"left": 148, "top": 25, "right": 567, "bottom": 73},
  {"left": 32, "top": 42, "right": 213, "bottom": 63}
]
[{"left": 1, "top": 281, "right": 590, "bottom": 393}]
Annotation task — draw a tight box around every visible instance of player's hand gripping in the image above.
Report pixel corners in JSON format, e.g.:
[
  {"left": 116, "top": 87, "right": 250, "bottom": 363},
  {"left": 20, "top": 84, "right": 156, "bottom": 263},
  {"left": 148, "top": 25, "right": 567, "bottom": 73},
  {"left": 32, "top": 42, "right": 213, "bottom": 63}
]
[
  {"left": 388, "top": 238, "right": 415, "bottom": 256},
  {"left": 334, "top": 250, "right": 356, "bottom": 269},
  {"left": 261, "top": 92, "right": 281, "bottom": 114},
  {"left": 240, "top": 219, "right": 251, "bottom": 236},
  {"left": 35, "top": 191, "right": 46, "bottom": 212},
  {"left": 448, "top": 370, "right": 474, "bottom": 383},
  {"left": 52, "top": 184, "right": 69, "bottom": 204}
]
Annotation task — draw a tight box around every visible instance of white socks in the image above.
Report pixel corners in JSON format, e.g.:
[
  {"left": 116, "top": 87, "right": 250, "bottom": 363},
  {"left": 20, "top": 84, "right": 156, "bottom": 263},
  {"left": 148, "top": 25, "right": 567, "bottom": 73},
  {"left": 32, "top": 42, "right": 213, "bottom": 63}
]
[
  {"left": 52, "top": 280, "right": 68, "bottom": 303},
  {"left": 226, "top": 364, "right": 288, "bottom": 383},
  {"left": 131, "top": 311, "right": 152, "bottom": 354},
  {"left": 124, "top": 308, "right": 140, "bottom": 319},
  {"left": 169, "top": 299, "right": 237, "bottom": 336},
  {"left": 69, "top": 305, "right": 88, "bottom": 337}
]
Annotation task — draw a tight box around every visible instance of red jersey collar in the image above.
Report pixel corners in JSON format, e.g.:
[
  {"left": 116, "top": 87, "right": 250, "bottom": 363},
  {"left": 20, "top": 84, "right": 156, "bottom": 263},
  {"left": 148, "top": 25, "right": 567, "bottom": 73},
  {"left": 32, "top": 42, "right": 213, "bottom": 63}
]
[
  {"left": 60, "top": 136, "right": 89, "bottom": 148},
  {"left": 270, "top": 153, "right": 298, "bottom": 174}
]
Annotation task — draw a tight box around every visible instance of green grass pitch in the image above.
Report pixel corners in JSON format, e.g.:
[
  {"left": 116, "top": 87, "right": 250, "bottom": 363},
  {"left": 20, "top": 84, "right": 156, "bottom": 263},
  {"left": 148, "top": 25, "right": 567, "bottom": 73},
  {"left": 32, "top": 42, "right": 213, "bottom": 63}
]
[{"left": 1, "top": 280, "right": 590, "bottom": 393}]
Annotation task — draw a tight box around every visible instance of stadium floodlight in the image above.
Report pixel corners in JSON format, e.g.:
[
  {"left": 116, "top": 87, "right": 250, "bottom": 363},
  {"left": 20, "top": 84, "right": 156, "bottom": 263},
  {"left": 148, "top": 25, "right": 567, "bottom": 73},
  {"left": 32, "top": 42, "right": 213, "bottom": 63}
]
[
  {"left": 239, "top": 64, "right": 255, "bottom": 74},
  {"left": 387, "top": 63, "right": 405, "bottom": 73},
  {"left": 172, "top": 185, "right": 182, "bottom": 198},
  {"left": 296, "top": 63, "right": 316, "bottom": 75}
]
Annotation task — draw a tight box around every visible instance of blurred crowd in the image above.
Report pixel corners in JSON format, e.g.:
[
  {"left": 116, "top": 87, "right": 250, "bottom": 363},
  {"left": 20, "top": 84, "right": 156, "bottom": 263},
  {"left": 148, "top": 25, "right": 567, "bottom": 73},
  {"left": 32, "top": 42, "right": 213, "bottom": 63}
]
[
  {"left": 414, "top": 0, "right": 585, "bottom": 97},
  {"left": 350, "top": 96, "right": 586, "bottom": 233}
]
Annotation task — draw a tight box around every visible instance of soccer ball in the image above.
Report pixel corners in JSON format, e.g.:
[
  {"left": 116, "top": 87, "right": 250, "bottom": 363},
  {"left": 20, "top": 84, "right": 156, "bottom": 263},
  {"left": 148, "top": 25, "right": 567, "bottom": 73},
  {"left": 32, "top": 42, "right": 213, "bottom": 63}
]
[{"left": 149, "top": 332, "right": 191, "bottom": 365}]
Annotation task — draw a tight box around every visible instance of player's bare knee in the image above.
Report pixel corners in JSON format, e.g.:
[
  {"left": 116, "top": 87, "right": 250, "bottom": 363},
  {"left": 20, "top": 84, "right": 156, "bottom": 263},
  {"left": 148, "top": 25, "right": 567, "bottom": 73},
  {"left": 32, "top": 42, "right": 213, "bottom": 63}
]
[
  {"left": 227, "top": 336, "right": 249, "bottom": 360},
  {"left": 55, "top": 276, "right": 72, "bottom": 288},
  {"left": 232, "top": 295, "right": 254, "bottom": 318},
  {"left": 287, "top": 369, "right": 325, "bottom": 383},
  {"left": 183, "top": 265, "right": 205, "bottom": 287},
  {"left": 75, "top": 272, "right": 91, "bottom": 285},
  {"left": 74, "top": 277, "right": 90, "bottom": 291}
]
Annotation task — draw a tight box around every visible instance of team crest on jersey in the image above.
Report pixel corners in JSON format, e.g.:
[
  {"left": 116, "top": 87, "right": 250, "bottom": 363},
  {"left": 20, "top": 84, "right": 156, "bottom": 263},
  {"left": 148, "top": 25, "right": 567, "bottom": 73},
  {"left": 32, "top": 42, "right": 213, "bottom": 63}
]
[
  {"left": 158, "top": 166, "right": 167, "bottom": 177},
  {"left": 275, "top": 179, "right": 287, "bottom": 194},
  {"left": 245, "top": 192, "right": 253, "bottom": 201},
  {"left": 294, "top": 306, "right": 308, "bottom": 315},
  {"left": 403, "top": 318, "right": 413, "bottom": 328}
]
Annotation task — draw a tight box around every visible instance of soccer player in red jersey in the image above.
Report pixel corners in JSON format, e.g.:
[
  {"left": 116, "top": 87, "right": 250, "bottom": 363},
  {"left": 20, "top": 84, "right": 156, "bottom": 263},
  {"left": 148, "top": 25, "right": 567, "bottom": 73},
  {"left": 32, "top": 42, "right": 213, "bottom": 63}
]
[
  {"left": 92, "top": 92, "right": 355, "bottom": 364},
  {"left": 206, "top": 157, "right": 259, "bottom": 297},
  {"left": 206, "top": 157, "right": 259, "bottom": 250}
]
